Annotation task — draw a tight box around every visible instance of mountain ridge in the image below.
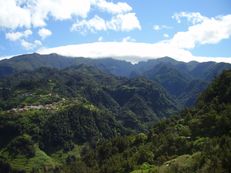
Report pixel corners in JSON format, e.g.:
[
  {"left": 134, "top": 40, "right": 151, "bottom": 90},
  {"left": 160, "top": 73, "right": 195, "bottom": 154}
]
[{"left": 0, "top": 53, "right": 231, "bottom": 107}]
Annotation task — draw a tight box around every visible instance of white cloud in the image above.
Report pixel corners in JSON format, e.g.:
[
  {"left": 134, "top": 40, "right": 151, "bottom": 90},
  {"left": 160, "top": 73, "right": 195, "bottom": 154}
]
[
  {"left": 0, "top": 55, "right": 14, "bottom": 60},
  {"left": 169, "top": 14, "right": 231, "bottom": 49},
  {"left": 24, "top": 30, "right": 33, "bottom": 37},
  {"left": 153, "top": 25, "right": 161, "bottom": 31},
  {"left": 94, "top": 0, "right": 132, "bottom": 14},
  {"left": 0, "top": 0, "right": 137, "bottom": 30},
  {"left": 153, "top": 25, "right": 171, "bottom": 31},
  {"left": 109, "top": 13, "right": 141, "bottom": 31},
  {"left": 0, "top": 0, "right": 95, "bottom": 50},
  {"left": 71, "top": 15, "right": 107, "bottom": 33},
  {"left": 72, "top": 13, "right": 141, "bottom": 33},
  {"left": 163, "top": 33, "right": 169, "bottom": 38},
  {"left": 98, "top": 36, "right": 103, "bottom": 42},
  {"left": 5, "top": 30, "right": 32, "bottom": 41},
  {"left": 72, "top": 13, "right": 227, "bottom": 63},
  {"left": 37, "top": 42, "right": 231, "bottom": 64},
  {"left": 30, "top": 0, "right": 91, "bottom": 27},
  {"left": 21, "top": 39, "right": 42, "bottom": 50},
  {"left": 6, "top": 32, "right": 25, "bottom": 42},
  {"left": 38, "top": 28, "right": 52, "bottom": 40},
  {"left": 172, "top": 12, "right": 208, "bottom": 24},
  {"left": 5, "top": 29, "right": 38, "bottom": 50},
  {"left": 0, "top": 0, "right": 31, "bottom": 29},
  {"left": 1, "top": 0, "right": 140, "bottom": 49},
  {"left": 1, "top": 0, "right": 140, "bottom": 52},
  {"left": 122, "top": 36, "right": 136, "bottom": 42}
]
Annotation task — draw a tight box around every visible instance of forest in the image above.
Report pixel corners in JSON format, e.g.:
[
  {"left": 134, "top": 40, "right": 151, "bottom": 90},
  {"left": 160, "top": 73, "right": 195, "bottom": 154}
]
[{"left": 0, "top": 55, "right": 230, "bottom": 173}]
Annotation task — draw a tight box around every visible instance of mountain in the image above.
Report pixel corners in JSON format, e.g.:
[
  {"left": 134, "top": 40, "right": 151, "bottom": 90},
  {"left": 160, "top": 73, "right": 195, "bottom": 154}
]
[
  {"left": 0, "top": 53, "right": 133, "bottom": 77},
  {"left": 0, "top": 64, "right": 178, "bottom": 117},
  {"left": 0, "top": 65, "right": 230, "bottom": 173},
  {"left": 134, "top": 58, "right": 231, "bottom": 106},
  {"left": 59, "top": 70, "right": 231, "bottom": 173},
  {"left": 142, "top": 63, "right": 190, "bottom": 96},
  {"left": 1, "top": 53, "right": 230, "bottom": 107},
  {"left": 0, "top": 65, "right": 178, "bottom": 158}
]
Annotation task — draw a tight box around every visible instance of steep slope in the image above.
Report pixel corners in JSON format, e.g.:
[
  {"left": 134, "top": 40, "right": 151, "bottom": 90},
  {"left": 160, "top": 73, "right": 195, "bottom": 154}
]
[
  {"left": 0, "top": 53, "right": 231, "bottom": 107},
  {"left": 64, "top": 70, "right": 231, "bottom": 173},
  {"left": 144, "top": 68, "right": 208, "bottom": 106},
  {"left": 143, "top": 64, "right": 190, "bottom": 96},
  {"left": 0, "top": 63, "right": 230, "bottom": 173},
  {"left": 177, "top": 79, "right": 208, "bottom": 106},
  {"left": 0, "top": 53, "right": 133, "bottom": 77},
  {"left": 0, "top": 65, "right": 180, "bottom": 171},
  {"left": 1, "top": 53, "right": 230, "bottom": 108},
  {"left": 0, "top": 53, "right": 76, "bottom": 76},
  {"left": 0, "top": 65, "right": 178, "bottom": 118},
  {"left": 136, "top": 59, "right": 231, "bottom": 106}
]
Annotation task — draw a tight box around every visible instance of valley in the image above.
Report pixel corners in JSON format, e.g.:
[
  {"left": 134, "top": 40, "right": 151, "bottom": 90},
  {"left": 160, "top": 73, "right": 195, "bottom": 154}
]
[{"left": 0, "top": 54, "right": 230, "bottom": 173}]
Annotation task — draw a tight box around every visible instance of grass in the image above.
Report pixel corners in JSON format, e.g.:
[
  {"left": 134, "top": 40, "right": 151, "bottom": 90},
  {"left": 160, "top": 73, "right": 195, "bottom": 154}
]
[
  {"left": 1, "top": 145, "right": 59, "bottom": 173},
  {"left": 131, "top": 163, "right": 158, "bottom": 173},
  {"left": 130, "top": 152, "right": 202, "bottom": 173},
  {"left": 51, "top": 144, "right": 82, "bottom": 164},
  {"left": 158, "top": 152, "right": 202, "bottom": 173}
]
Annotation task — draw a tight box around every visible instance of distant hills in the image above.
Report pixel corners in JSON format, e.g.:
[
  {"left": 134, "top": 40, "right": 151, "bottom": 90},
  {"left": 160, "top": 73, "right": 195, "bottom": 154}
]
[{"left": 0, "top": 53, "right": 230, "bottom": 107}]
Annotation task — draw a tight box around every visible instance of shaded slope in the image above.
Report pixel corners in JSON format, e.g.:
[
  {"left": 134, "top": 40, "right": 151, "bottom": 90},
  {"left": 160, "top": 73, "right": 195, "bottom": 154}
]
[
  {"left": 69, "top": 70, "right": 231, "bottom": 173},
  {"left": 1, "top": 54, "right": 230, "bottom": 108},
  {"left": 0, "top": 65, "right": 179, "bottom": 153}
]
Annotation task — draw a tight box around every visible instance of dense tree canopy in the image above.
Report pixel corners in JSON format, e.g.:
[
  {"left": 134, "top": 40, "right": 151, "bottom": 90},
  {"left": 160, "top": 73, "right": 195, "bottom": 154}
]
[{"left": 0, "top": 62, "right": 230, "bottom": 173}]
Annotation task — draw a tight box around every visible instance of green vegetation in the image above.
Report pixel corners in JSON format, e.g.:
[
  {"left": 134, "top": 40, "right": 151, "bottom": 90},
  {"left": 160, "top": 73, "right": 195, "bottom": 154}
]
[
  {"left": 0, "top": 65, "right": 178, "bottom": 131},
  {"left": 1, "top": 144, "right": 59, "bottom": 173},
  {"left": 0, "top": 65, "right": 178, "bottom": 172},
  {"left": 0, "top": 53, "right": 230, "bottom": 106},
  {"left": 62, "top": 70, "right": 230, "bottom": 173},
  {"left": 0, "top": 62, "right": 230, "bottom": 172}
]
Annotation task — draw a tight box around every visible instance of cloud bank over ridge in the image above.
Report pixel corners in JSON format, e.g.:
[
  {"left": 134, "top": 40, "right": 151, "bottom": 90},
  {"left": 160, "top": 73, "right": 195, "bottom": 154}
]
[{"left": 37, "top": 41, "right": 231, "bottom": 64}]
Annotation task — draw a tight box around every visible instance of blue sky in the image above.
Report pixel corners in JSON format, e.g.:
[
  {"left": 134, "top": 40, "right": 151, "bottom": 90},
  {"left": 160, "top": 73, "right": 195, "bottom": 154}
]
[{"left": 0, "top": 0, "right": 231, "bottom": 63}]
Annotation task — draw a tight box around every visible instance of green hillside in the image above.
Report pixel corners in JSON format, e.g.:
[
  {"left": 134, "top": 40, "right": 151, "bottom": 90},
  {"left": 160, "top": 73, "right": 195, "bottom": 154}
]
[
  {"left": 1, "top": 54, "right": 230, "bottom": 107},
  {"left": 0, "top": 63, "right": 230, "bottom": 173},
  {"left": 0, "top": 65, "right": 179, "bottom": 173},
  {"left": 60, "top": 70, "right": 231, "bottom": 173}
]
